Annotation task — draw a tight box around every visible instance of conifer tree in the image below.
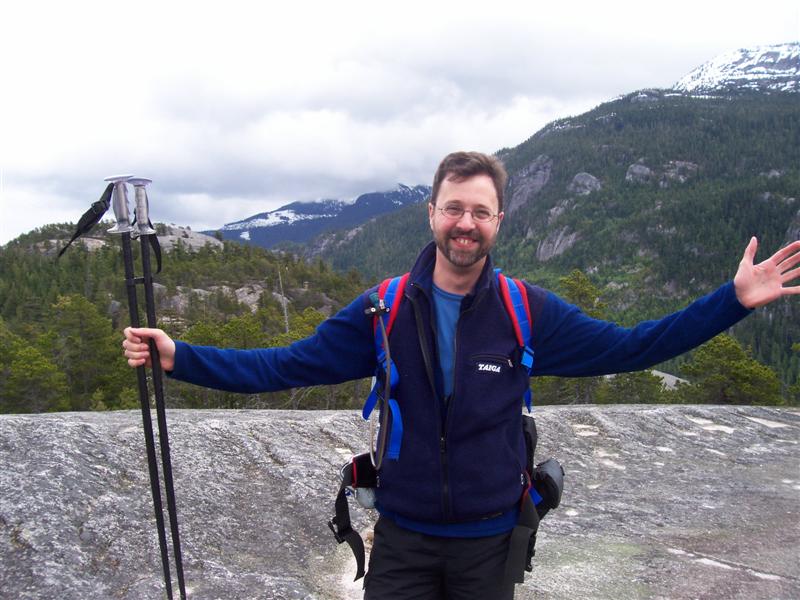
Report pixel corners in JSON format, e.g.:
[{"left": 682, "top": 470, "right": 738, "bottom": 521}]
[{"left": 677, "top": 335, "right": 783, "bottom": 405}]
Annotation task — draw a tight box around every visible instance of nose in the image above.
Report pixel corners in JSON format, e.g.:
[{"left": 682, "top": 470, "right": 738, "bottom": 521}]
[{"left": 456, "top": 209, "right": 477, "bottom": 228}]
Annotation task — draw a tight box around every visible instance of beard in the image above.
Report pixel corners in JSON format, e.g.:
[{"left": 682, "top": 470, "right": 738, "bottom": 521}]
[{"left": 433, "top": 226, "right": 497, "bottom": 269}]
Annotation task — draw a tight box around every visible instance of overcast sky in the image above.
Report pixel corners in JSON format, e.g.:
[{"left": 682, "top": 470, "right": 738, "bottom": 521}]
[{"left": 1, "top": 0, "right": 798, "bottom": 244}]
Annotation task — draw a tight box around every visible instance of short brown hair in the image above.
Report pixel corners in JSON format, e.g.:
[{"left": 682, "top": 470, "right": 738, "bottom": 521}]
[{"left": 430, "top": 151, "right": 508, "bottom": 212}]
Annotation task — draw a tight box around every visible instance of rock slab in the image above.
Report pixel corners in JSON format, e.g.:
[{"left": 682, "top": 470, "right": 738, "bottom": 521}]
[{"left": 1, "top": 406, "right": 798, "bottom": 599}]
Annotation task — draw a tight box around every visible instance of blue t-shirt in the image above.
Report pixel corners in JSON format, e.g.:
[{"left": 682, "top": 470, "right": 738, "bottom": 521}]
[{"left": 432, "top": 284, "right": 463, "bottom": 399}]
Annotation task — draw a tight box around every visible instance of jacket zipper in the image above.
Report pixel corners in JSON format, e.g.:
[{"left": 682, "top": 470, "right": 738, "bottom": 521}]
[
  {"left": 442, "top": 285, "right": 491, "bottom": 520},
  {"left": 447, "top": 287, "right": 489, "bottom": 414},
  {"left": 408, "top": 285, "right": 451, "bottom": 520}
]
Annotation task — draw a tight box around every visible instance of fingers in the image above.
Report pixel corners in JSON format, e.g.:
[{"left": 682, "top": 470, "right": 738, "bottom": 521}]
[
  {"left": 784, "top": 287, "right": 800, "bottom": 295},
  {"left": 781, "top": 266, "right": 800, "bottom": 284},
  {"left": 125, "top": 326, "right": 164, "bottom": 341},
  {"left": 122, "top": 339, "right": 151, "bottom": 361},
  {"left": 122, "top": 328, "right": 153, "bottom": 368},
  {"left": 770, "top": 239, "right": 800, "bottom": 267}
]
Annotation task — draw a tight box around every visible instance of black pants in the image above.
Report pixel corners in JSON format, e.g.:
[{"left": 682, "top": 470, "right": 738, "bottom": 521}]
[{"left": 363, "top": 517, "right": 516, "bottom": 600}]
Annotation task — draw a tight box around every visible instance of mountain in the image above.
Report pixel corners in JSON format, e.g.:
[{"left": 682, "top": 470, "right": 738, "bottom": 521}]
[
  {"left": 300, "top": 44, "right": 800, "bottom": 384},
  {"left": 208, "top": 184, "right": 431, "bottom": 248},
  {"left": 674, "top": 42, "right": 799, "bottom": 94}
]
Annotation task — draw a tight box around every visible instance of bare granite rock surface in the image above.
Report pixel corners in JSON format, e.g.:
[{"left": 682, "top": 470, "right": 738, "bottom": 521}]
[{"left": 1, "top": 405, "right": 798, "bottom": 600}]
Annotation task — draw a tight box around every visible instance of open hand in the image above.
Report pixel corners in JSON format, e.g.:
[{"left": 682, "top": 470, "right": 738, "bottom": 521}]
[{"left": 733, "top": 237, "right": 800, "bottom": 309}]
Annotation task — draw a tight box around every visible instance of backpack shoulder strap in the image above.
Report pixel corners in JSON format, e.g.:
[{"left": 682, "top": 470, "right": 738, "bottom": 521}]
[
  {"left": 373, "top": 273, "right": 410, "bottom": 337},
  {"left": 361, "top": 273, "right": 410, "bottom": 460},
  {"left": 495, "top": 270, "right": 535, "bottom": 412}
]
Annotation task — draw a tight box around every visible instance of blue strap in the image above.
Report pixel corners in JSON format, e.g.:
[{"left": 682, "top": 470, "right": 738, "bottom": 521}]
[
  {"left": 362, "top": 275, "right": 405, "bottom": 459},
  {"left": 529, "top": 485, "right": 544, "bottom": 506},
  {"left": 520, "top": 346, "right": 534, "bottom": 371},
  {"left": 386, "top": 399, "right": 403, "bottom": 459},
  {"left": 378, "top": 276, "right": 403, "bottom": 334},
  {"left": 495, "top": 271, "right": 536, "bottom": 412},
  {"left": 362, "top": 385, "right": 378, "bottom": 420},
  {"left": 362, "top": 357, "right": 400, "bottom": 420},
  {"left": 503, "top": 276, "right": 532, "bottom": 346}
]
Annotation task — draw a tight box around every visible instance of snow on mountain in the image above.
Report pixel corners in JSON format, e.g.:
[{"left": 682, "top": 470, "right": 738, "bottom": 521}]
[
  {"left": 223, "top": 199, "right": 346, "bottom": 231},
  {"left": 211, "top": 184, "right": 430, "bottom": 248},
  {"left": 674, "top": 42, "right": 799, "bottom": 94},
  {"left": 224, "top": 208, "right": 343, "bottom": 231}
]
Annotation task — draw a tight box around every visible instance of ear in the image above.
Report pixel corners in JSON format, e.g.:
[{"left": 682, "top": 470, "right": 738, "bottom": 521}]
[
  {"left": 496, "top": 211, "right": 504, "bottom": 232},
  {"left": 428, "top": 202, "right": 435, "bottom": 230}
]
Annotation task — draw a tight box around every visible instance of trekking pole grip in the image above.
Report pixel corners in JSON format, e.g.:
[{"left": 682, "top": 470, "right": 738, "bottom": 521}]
[
  {"left": 104, "top": 175, "right": 134, "bottom": 234},
  {"left": 129, "top": 178, "right": 157, "bottom": 235}
]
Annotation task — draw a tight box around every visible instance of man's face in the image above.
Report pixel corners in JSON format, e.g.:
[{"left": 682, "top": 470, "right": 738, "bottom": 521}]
[{"left": 428, "top": 174, "right": 504, "bottom": 270}]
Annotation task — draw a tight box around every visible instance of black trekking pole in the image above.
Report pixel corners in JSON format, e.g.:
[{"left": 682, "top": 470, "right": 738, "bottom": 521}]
[
  {"left": 129, "top": 178, "right": 188, "bottom": 599},
  {"left": 105, "top": 175, "right": 182, "bottom": 600}
]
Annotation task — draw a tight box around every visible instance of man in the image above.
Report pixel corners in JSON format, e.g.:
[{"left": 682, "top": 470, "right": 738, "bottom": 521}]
[{"left": 123, "top": 151, "right": 800, "bottom": 599}]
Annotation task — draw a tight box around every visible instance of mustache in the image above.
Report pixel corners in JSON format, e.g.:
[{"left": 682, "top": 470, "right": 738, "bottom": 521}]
[{"left": 450, "top": 229, "right": 480, "bottom": 240}]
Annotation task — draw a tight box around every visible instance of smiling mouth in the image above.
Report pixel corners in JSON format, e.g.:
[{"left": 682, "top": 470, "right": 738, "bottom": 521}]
[{"left": 452, "top": 235, "right": 478, "bottom": 246}]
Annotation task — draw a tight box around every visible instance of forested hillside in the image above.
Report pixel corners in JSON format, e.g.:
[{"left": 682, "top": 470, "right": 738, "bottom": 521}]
[
  {"left": 308, "top": 91, "right": 800, "bottom": 392},
  {"left": 0, "top": 226, "right": 368, "bottom": 412}
]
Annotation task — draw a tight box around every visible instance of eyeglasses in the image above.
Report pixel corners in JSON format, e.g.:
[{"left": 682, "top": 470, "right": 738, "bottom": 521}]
[{"left": 435, "top": 205, "right": 498, "bottom": 223}]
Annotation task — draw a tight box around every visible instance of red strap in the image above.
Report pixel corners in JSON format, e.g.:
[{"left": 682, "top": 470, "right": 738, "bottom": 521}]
[
  {"left": 497, "top": 274, "right": 525, "bottom": 347},
  {"left": 373, "top": 278, "right": 393, "bottom": 335},
  {"left": 514, "top": 277, "right": 532, "bottom": 335},
  {"left": 385, "top": 273, "right": 409, "bottom": 336},
  {"left": 373, "top": 273, "right": 409, "bottom": 337}
]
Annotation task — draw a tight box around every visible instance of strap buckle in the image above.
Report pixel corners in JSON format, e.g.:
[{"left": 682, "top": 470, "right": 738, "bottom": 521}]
[
  {"left": 520, "top": 346, "right": 534, "bottom": 371},
  {"left": 364, "top": 293, "right": 390, "bottom": 316}
]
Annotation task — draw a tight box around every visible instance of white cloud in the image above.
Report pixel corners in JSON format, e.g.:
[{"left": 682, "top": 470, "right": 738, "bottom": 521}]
[{"left": 1, "top": 0, "right": 798, "bottom": 243}]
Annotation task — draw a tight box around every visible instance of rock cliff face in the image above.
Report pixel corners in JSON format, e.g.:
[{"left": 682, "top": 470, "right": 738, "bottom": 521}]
[
  {"left": 505, "top": 156, "right": 553, "bottom": 214},
  {"left": 536, "top": 227, "right": 580, "bottom": 262},
  {"left": 1, "top": 406, "right": 798, "bottom": 600},
  {"left": 566, "top": 173, "right": 602, "bottom": 196}
]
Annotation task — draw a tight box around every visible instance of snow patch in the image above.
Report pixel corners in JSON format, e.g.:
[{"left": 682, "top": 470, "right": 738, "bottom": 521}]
[
  {"left": 674, "top": 43, "right": 799, "bottom": 94},
  {"left": 226, "top": 209, "right": 339, "bottom": 230}
]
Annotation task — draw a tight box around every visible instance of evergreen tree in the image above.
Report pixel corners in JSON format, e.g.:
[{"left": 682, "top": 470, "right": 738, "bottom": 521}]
[
  {"left": 0, "top": 318, "right": 69, "bottom": 413},
  {"left": 39, "top": 295, "right": 129, "bottom": 411},
  {"left": 677, "top": 335, "right": 783, "bottom": 405},
  {"left": 595, "top": 371, "right": 668, "bottom": 404}
]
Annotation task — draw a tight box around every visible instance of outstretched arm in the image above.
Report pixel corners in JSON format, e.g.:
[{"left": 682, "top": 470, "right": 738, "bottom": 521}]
[{"left": 734, "top": 238, "right": 800, "bottom": 309}]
